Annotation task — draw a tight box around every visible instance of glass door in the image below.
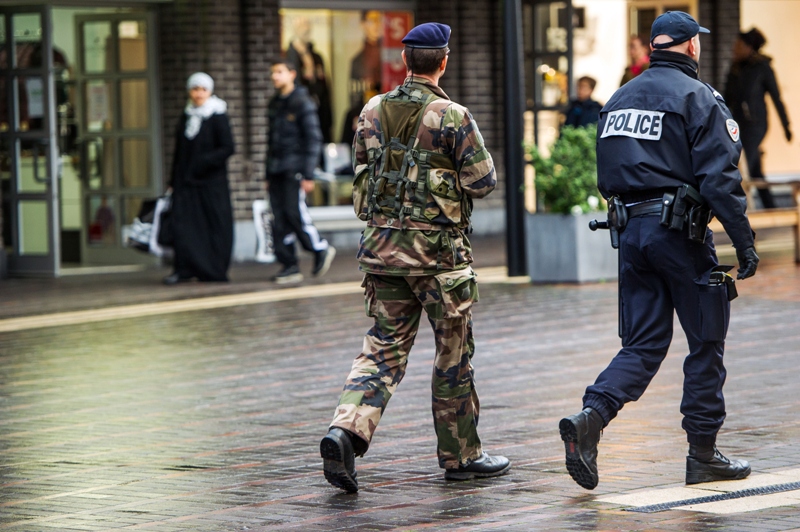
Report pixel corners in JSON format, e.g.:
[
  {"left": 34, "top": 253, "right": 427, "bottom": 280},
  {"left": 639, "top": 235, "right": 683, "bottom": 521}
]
[
  {"left": 0, "top": 6, "right": 60, "bottom": 277},
  {"left": 75, "top": 13, "right": 159, "bottom": 265},
  {"left": 524, "top": 0, "right": 574, "bottom": 150}
]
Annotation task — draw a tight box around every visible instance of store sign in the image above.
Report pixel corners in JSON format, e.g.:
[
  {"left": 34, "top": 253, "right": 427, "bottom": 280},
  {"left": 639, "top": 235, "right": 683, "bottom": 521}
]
[{"left": 382, "top": 12, "right": 412, "bottom": 92}]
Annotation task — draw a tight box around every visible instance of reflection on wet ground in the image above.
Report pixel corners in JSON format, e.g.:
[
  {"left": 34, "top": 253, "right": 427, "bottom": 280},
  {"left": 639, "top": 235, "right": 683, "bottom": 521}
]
[{"left": 0, "top": 252, "right": 799, "bottom": 530}]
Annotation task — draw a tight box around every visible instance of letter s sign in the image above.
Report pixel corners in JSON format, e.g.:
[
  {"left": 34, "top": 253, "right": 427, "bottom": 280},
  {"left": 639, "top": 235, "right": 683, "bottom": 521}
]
[{"left": 390, "top": 17, "right": 405, "bottom": 39}]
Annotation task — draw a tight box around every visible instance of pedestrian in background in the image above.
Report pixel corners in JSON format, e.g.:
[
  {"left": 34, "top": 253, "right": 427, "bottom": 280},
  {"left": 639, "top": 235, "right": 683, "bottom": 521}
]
[
  {"left": 563, "top": 75, "right": 602, "bottom": 128},
  {"left": 164, "top": 72, "right": 235, "bottom": 285},
  {"left": 560, "top": 11, "right": 758, "bottom": 491},
  {"left": 620, "top": 34, "right": 650, "bottom": 86},
  {"left": 725, "top": 28, "right": 792, "bottom": 209},
  {"left": 320, "top": 22, "right": 510, "bottom": 494},
  {"left": 266, "top": 58, "right": 335, "bottom": 284}
]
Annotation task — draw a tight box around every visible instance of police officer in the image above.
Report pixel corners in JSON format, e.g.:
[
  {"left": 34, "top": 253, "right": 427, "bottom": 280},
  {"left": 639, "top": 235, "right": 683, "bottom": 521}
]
[
  {"left": 319, "top": 23, "right": 510, "bottom": 493},
  {"left": 558, "top": 11, "right": 759, "bottom": 490}
]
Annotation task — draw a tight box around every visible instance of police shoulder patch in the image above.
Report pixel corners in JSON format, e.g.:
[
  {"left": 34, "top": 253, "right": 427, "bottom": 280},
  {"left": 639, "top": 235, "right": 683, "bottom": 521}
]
[{"left": 726, "top": 118, "right": 740, "bottom": 142}]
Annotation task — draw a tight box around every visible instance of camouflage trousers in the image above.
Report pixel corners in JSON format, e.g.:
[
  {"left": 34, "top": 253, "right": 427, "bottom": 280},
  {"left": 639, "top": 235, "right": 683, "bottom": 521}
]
[{"left": 330, "top": 268, "right": 483, "bottom": 469}]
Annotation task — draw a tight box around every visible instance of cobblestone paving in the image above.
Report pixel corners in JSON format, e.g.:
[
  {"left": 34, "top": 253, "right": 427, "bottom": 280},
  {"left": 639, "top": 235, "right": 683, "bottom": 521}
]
[{"left": 0, "top": 253, "right": 799, "bottom": 530}]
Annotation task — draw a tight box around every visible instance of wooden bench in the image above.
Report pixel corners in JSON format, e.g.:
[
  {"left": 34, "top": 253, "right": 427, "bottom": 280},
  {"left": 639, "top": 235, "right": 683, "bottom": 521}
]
[{"left": 708, "top": 179, "right": 800, "bottom": 263}]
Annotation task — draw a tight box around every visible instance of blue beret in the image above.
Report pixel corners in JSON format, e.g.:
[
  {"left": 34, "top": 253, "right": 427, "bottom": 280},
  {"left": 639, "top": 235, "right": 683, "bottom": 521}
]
[
  {"left": 402, "top": 22, "right": 451, "bottom": 49},
  {"left": 651, "top": 11, "right": 709, "bottom": 49}
]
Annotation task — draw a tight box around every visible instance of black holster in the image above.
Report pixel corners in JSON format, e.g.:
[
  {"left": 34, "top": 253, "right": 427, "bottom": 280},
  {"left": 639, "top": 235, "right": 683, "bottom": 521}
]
[
  {"left": 589, "top": 196, "right": 627, "bottom": 249},
  {"left": 607, "top": 197, "right": 628, "bottom": 249},
  {"left": 659, "top": 184, "right": 711, "bottom": 243}
]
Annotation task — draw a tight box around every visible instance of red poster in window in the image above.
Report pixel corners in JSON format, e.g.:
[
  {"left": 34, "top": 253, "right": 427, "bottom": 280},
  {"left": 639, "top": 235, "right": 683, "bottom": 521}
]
[{"left": 382, "top": 12, "right": 413, "bottom": 92}]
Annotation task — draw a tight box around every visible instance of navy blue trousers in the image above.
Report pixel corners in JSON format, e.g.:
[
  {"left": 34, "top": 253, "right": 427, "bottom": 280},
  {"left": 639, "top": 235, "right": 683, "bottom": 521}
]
[{"left": 583, "top": 215, "right": 731, "bottom": 446}]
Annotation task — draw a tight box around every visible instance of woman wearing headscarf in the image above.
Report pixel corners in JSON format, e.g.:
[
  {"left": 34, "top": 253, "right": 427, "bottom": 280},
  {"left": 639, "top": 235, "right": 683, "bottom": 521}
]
[
  {"left": 725, "top": 28, "right": 792, "bottom": 209},
  {"left": 164, "top": 72, "right": 235, "bottom": 284}
]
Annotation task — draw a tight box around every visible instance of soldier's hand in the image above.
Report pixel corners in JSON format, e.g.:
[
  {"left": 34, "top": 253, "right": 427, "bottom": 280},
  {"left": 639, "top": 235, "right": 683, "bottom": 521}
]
[{"left": 736, "top": 246, "right": 759, "bottom": 280}]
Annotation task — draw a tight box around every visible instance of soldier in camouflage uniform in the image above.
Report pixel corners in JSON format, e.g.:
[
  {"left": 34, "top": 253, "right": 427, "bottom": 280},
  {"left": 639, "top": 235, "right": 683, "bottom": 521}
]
[{"left": 320, "top": 22, "right": 511, "bottom": 494}]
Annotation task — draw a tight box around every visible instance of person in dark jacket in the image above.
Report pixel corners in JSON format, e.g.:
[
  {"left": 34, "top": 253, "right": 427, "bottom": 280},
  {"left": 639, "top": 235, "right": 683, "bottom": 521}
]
[
  {"left": 164, "top": 72, "right": 235, "bottom": 285},
  {"left": 724, "top": 28, "right": 792, "bottom": 209},
  {"left": 267, "top": 59, "right": 335, "bottom": 284},
  {"left": 563, "top": 76, "right": 602, "bottom": 128},
  {"left": 559, "top": 12, "right": 757, "bottom": 491}
]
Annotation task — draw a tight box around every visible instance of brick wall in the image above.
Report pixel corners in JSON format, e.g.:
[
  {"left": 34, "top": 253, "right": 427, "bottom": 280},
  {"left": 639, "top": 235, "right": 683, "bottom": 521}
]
[{"left": 157, "top": 0, "right": 280, "bottom": 221}]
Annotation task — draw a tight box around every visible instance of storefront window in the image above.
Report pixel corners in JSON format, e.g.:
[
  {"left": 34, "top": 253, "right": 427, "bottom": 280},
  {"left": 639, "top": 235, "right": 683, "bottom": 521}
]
[{"left": 279, "top": 8, "right": 412, "bottom": 207}]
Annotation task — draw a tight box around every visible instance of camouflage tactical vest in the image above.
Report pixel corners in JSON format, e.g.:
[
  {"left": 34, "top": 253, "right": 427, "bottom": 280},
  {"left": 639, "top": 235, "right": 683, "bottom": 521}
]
[{"left": 353, "top": 85, "right": 470, "bottom": 229}]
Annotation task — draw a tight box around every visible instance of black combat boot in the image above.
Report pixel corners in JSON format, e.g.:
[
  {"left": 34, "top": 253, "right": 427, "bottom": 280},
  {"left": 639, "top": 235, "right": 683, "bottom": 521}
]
[
  {"left": 444, "top": 452, "right": 511, "bottom": 481},
  {"left": 559, "top": 407, "right": 604, "bottom": 490},
  {"left": 320, "top": 428, "right": 359, "bottom": 493},
  {"left": 686, "top": 444, "right": 751, "bottom": 485}
]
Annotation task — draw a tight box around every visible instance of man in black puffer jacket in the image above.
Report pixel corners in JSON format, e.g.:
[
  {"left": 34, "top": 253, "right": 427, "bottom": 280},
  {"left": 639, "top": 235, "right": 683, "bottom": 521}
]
[
  {"left": 266, "top": 58, "right": 335, "bottom": 284},
  {"left": 725, "top": 28, "right": 792, "bottom": 209}
]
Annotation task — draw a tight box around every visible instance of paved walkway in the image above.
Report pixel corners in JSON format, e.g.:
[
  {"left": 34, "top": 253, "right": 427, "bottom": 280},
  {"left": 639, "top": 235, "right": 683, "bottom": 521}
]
[{"left": 1, "top": 239, "right": 799, "bottom": 530}]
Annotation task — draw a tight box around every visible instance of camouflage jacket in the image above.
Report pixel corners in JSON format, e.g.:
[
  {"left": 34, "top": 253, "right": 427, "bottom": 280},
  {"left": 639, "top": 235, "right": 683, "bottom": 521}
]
[{"left": 353, "top": 77, "right": 496, "bottom": 276}]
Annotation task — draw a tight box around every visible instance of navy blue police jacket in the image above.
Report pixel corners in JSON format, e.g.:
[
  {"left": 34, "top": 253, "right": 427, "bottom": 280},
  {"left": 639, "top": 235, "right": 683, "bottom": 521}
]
[{"left": 597, "top": 50, "right": 754, "bottom": 250}]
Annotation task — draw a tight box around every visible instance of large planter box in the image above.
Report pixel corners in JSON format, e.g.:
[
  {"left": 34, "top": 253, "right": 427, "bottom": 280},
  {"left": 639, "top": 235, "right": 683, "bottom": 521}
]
[{"left": 525, "top": 212, "right": 618, "bottom": 283}]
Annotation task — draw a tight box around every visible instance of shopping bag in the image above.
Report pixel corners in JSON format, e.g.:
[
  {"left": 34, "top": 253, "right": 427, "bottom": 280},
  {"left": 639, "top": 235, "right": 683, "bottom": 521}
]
[
  {"left": 253, "top": 198, "right": 276, "bottom": 263},
  {"left": 124, "top": 198, "right": 158, "bottom": 253},
  {"left": 149, "top": 196, "right": 173, "bottom": 258},
  {"left": 126, "top": 217, "right": 152, "bottom": 252},
  {"left": 157, "top": 207, "right": 173, "bottom": 247}
]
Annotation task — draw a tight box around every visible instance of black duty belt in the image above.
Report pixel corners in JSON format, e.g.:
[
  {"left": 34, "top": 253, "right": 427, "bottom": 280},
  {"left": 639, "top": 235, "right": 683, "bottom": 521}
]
[
  {"left": 620, "top": 187, "right": 673, "bottom": 204},
  {"left": 627, "top": 200, "right": 663, "bottom": 218}
]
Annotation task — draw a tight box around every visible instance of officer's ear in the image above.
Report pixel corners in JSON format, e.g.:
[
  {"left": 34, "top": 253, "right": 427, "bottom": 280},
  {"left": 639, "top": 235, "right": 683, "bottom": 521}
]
[
  {"left": 687, "top": 35, "right": 701, "bottom": 61},
  {"left": 440, "top": 54, "right": 448, "bottom": 74}
]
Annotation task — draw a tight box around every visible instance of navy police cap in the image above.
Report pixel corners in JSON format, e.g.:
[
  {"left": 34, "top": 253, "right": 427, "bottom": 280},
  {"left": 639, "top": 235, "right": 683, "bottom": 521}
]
[
  {"left": 402, "top": 22, "right": 451, "bottom": 49},
  {"left": 650, "top": 11, "right": 709, "bottom": 49}
]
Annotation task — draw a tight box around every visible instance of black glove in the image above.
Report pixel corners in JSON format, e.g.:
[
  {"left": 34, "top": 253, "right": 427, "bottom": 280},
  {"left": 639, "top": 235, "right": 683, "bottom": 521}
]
[{"left": 736, "top": 246, "right": 759, "bottom": 280}]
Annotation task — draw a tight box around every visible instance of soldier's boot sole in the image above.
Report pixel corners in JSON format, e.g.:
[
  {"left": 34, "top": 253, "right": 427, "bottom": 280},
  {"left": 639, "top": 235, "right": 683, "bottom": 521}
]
[
  {"left": 559, "top": 417, "right": 599, "bottom": 490},
  {"left": 443, "top": 463, "right": 511, "bottom": 481},
  {"left": 686, "top": 457, "right": 751, "bottom": 485},
  {"left": 320, "top": 435, "right": 358, "bottom": 493}
]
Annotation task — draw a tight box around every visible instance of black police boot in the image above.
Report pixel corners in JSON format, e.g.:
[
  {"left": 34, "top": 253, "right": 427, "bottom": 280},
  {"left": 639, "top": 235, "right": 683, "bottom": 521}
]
[
  {"left": 320, "top": 428, "right": 358, "bottom": 493},
  {"left": 559, "top": 407, "right": 604, "bottom": 490},
  {"left": 444, "top": 452, "right": 511, "bottom": 481},
  {"left": 686, "top": 444, "right": 751, "bottom": 485}
]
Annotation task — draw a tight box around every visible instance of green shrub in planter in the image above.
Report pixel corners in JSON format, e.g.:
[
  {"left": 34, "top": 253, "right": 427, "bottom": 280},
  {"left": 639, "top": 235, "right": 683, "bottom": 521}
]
[{"left": 527, "top": 124, "right": 603, "bottom": 215}]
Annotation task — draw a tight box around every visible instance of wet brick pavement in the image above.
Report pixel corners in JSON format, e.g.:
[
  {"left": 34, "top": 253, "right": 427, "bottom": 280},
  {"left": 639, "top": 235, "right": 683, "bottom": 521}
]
[{"left": 0, "top": 240, "right": 799, "bottom": 530}]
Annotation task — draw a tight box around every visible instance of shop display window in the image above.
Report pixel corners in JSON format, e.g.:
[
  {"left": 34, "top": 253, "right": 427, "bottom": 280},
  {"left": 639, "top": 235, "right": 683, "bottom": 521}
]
[{"left": 279, "top": 8, "right": 412, "bottom": 207}]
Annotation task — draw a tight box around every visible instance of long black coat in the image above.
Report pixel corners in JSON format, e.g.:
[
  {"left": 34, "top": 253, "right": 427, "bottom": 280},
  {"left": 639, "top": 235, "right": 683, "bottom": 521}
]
[
  {"left": 724, "top": 54, "right": 790, "bottom": 140},
  {"left": 170, "top": 112, "right": 235, "bottom": 281}
]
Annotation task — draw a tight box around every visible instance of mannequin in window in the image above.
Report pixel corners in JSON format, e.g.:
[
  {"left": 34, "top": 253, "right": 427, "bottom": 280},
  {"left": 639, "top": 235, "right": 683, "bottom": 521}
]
[
  {"left": 285, "top": 15, "right": 333, "bottom": 143},
  {"left": 349, "top": 10, "right": 383, "bottom": 105}
]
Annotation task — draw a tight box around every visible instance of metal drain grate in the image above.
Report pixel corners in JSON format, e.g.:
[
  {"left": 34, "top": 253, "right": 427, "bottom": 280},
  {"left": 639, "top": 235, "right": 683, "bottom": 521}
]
[{"left": 625, "top": 481, "right": 800, "bottom": 513}]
